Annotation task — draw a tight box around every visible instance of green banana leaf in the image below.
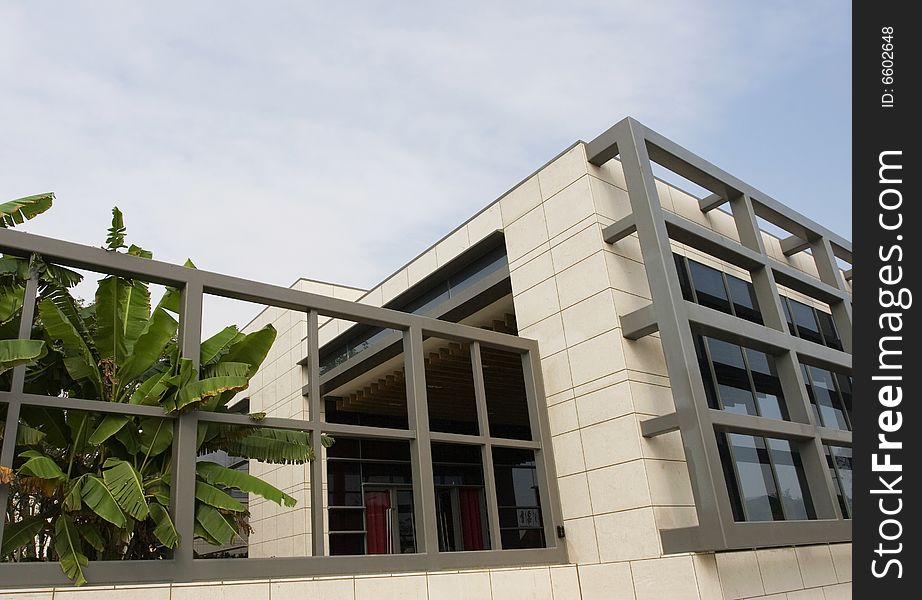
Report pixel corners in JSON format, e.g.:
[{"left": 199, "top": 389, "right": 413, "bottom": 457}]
[
  {"left": 139, "top": 418, "right": 172, "bottom": 457},
  {"left": 0, "top": 283, "right": 24, "bottom": 324},
  {"left": 222, "top": 325, "right": 276, "bottom": 376},
  {"left": 95, "top": 276, "right": 150, "bottom": 366},
  {"left": 0, "top": 515, "right": 45, "bottom": 556},
  {"left": 78, "top": 522, "right": 106, "bottom": 553},
  {"left": 200, "top": 325, "right": 242, "bottom": 366},
  {"left": 18, "top": 454, "right": 65, "bottom": 479},
  {"left": 117, "top": 307, "right": 177, "bottom": 388},
  {"left": 102, "top": 459, "right": 149, "bottom": 521},
  {"left": 196, "top": 461, "right": 296, "bottom": 507},
  {"left": 82, "top": 475, "right": 128, "bottom": 528},
  {"left": 209, "top": 427, "right": 314, "bottom": 464},
  {"left": 88, "top": 415, "right": 130, "bottom": 445},
  {"left": 0, "top": 192, "right": 53, "bottom": 228},
  {"left": 37, "top": 298, "right": 102, "bottom": 394},
  {"left": 0, "top": 339, "right": 47, "bottom": 374},
  {"left": 149, "top": 502, "right": 179, "bottom": 548},
  {"left": 0, "top": 420, "right": 46, "bottom": 445},
  {"left": 195, "top": 503, "right": 236, "bottom": 545},
  {"left": 195, "top": 480, "right": 246, "bottom": 512},
  {"left": 54, "top": 515, "right": 88, "bottom": 586}
]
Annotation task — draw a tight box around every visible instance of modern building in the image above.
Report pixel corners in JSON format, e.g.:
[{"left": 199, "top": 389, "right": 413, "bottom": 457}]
[
  {"left": 231, "top": 118, "right": 853, "bottom": 598},
  {"left": 0, "top": 117, "right": 853, "bottom": 599}
]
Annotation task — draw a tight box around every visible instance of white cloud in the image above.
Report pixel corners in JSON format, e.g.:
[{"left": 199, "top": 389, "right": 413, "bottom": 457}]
[{"left": 1, "top": 1, "right": 846, "bottom": 334}]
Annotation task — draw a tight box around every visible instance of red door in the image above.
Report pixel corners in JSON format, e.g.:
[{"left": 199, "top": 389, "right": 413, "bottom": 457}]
[{"left": 364, "top": 491, "right": 392, "bottom": 554}]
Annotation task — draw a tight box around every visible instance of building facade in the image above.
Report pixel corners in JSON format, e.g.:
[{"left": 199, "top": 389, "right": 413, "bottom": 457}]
[
  {"left": 1, "top": 118, "right": 852, "bottom": 599},
  {"left": 228, "top": 118, "right": 853, "bottom": 599}
]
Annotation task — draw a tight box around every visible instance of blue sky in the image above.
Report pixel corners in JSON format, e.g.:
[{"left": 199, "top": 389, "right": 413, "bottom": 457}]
[{"left": 1, "top": 1, "right": 850, "bottom": 333}]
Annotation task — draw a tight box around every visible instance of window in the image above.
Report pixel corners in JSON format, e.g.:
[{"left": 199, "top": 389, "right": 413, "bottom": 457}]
[
  {"left": 780, "top": 296, "right": 842, "bottom": 350},
  {"left": 825, "top": 446, "right": 853, "bottom": 518},
  {"left": 481, "top": 348, "right": 532, "bottom": 440},
  {"left": 802, "top": 366, "right": 852, "bottom": 430},
  {"left": 493, "top": 448, "right": 546, "bottom": 549},
  {"left": 327, "top": 439, "right": 416, "bottom": 555},
  {"left": 673, "top": 254, "right": 762, "bottom": 324},
  {"left": 717, "top": 433, "right": 815, "bottom": 522},
  {"left": 696, "top": 336, "right": 788, "bottom": 420},
  {"left": 432, "top": 443, "right": 490, "bottom": 551}
]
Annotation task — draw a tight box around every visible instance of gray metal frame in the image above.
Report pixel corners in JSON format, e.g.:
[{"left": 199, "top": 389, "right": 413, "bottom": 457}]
[
  {"left": 0, "top": 226, "right": 565, "bottom": 587},
  {"left": 587, "top": 117, "right": 852, "bottom": 553}
]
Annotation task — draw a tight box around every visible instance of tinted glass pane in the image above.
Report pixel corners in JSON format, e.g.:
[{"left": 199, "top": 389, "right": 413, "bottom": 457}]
[
  {"left": 807, "top": 367, "right": 850, "bottom": 430},
  {"left": 432, "top": 443, "right": 490, "bottom": 552},
  {"left": 727, "top": 275, "right": 763, "bottom": 324},
  {"left": 329, "top": 508, "right": 365, "bottom": 531},
  {"left": 425, "top": 338, "right": 479, "bottom": 435},
  {"left": 328, "top": 461, "right": 362, "bottom": 506},
  {"left": 830, "top": 446, "right": 853, "bottom": 517},
  {"left": 694, "top": 335, "right": 720, "bottom": 409},
  {"left": 727, "top": 434, "right": 784, "bottom": 521},
  {"left": 492, "top": 448, "right": 545, "bottom": 549},
  {"left": 689, "top": 259, "right": 731, "bottom": 313},
  {"left": 404, "top": 283, "right": 451, "bottom": 316},
  {"left": 790, "top": 299, "right": 824, "bottom": 345},
  {"left": 329, "top": 532, "right": 365, "bottom": 555},
  {"left": 449, "top": 247, "right": 508, "bottom": 297},
  {"left": 707, "top": 338, "right": 756, "bottom": 415},
  {"left": 816, "top": 310, "right": 842, "bottom": 350},
  {"left": 781, "top": 297, "right": 796, "bottom": 335},
  {"left": 674, "top": 254, "right": 695, "bottom": 302},
  {"left": 745, "top": 349, "right": 787, "bottom": 420},
  {"left": 767, "top": 438, "right": 815, "bottom": 520},
  {"left": 716, "top": 433, "right": 745, "bottom": 521},
  {"left": 482, "top": 348, "right": 531, "bottom": 440},
  {"left": 834, "top": 373, "right": 853, "bottom": 425}
]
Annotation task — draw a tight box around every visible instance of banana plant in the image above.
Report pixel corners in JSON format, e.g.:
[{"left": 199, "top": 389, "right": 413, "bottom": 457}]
[{"left": 0, "top": 198, "right": 329, "bottom": 585}]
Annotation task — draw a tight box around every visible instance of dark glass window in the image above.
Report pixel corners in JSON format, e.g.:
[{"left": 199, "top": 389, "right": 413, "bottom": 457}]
[
  {"left": 492, "top": 448, "right": 545, "bottom": 549},
  {"left": 781, "top": 297, "right": 841, "bottom": 350},
  {"left": 673, "top": 254, "right": 761, "bottom": 323},
  {"left": 718, "top": 433, "right": 815, "bottom": 522},
  {"left": 425, "top": 339, "right": 479, "bottom": 436},
  {"left": 816, "top": 311, "right": 842, "bottom": 351},
  {"left": 696, "top": 336, "right": 788, "bottom": 420},
  {"left": 726, "top": 276, "right": 763, "bottom": 324},
  {"left": 688, "top": 260, "right": 732, "bottom": 313},
  {"left": 432, "top": 443, "right": 490, "bottom": 551},
  {"left": 674, "top": 253, "right": 695, "bottom": 302},
  {"left": 825, "top": 446, "right": 853, "bottom": 518},
  {"left": 803, "top": 366, "right": 851, "bottom": 430},
  {"left": 327, "top": 439, "right": 416, "bottom": 556},
  {"left": 789, "top": 299, "right": 824, "bottom": 345},
  {"left": 481, "top": 348, "right": 531, "bottom": 440}
]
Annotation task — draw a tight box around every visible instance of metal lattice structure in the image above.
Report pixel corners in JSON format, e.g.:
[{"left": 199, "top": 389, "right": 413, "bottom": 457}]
[
  {"left": 0, "top": 227, "right": 565, "bottom": 587},
  {"left": 587, "top": 117, "right": 852, "bottom": 553}
]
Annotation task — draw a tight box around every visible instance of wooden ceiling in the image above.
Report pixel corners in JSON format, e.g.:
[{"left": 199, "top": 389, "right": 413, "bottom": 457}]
[{"left": 328, "top": 313, "right": 530, "bottom": 431}]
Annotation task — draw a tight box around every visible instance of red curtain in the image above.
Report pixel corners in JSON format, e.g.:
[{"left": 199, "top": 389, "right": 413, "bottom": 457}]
[
  {"left": 459, "top": 488, "right": 484, "bottom": 551},
  {"left": 364, "top": 491, "right": 390, "bottom": 554}
]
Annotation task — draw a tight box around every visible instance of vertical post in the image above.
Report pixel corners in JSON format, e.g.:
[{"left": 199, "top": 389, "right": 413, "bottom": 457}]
[
  {"left": 616, "top": 118, "right": 732, "bottom": 548},
  {"left": 471, "top": 342, "right": 501, "bottom": 550},
  {"left": 403, "top": 323, "right": 438, "bottom": 554},
  {"left": 172, "top": 279, "right": 202, "bottom": 572},
  {"left": 0, "top": 276, "right": 38, "bottom": 549},
  {"left": 307, "top": 310, "right": 325, "bottom": 556},
  {"left": 522, "top": 349, "right": 561, "bottom": 550}
]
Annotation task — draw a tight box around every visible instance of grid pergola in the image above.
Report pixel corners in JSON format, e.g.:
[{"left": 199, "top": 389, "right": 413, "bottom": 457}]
[
  {"left": 0, "top": 227, "right": 565, "bottom": 587},
  {"left": 587, "top": 117, "right": 852, "bottom": 553}
]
